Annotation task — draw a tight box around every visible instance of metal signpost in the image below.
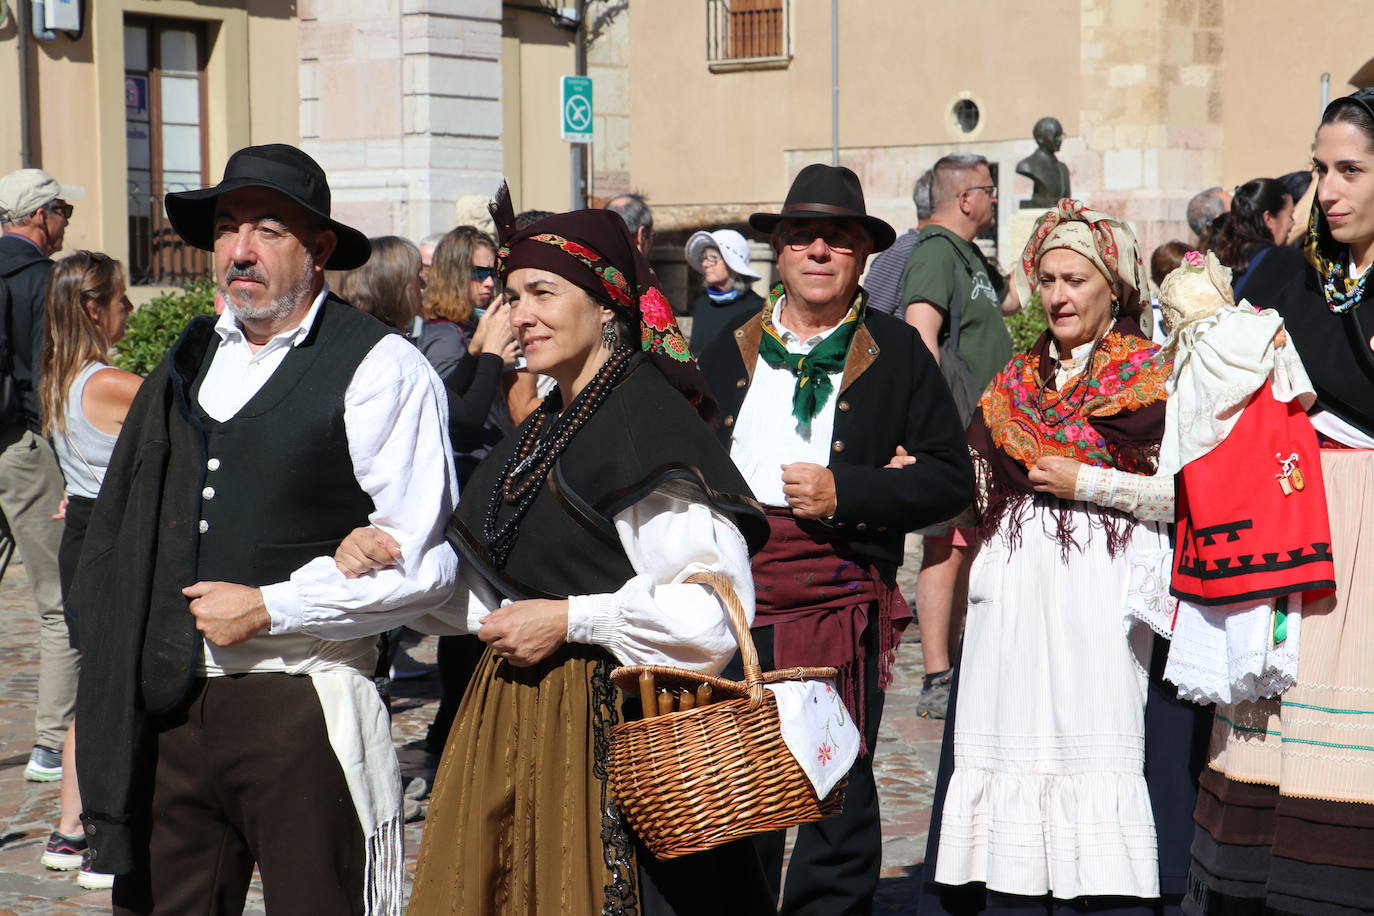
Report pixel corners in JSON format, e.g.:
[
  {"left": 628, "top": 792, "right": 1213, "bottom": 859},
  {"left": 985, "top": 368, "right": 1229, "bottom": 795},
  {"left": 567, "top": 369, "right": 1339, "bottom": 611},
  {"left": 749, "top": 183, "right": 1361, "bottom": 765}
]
[{"left": 562, "top": 75, "right": 592, "bottom": 208}]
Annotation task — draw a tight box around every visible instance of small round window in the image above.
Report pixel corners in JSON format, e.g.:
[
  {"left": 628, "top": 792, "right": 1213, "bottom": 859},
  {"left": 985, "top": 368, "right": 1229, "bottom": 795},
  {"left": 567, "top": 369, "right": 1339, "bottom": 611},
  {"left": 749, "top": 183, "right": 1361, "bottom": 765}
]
[{"left": 953, "top": 99, "right": 980, "bottom": 134}]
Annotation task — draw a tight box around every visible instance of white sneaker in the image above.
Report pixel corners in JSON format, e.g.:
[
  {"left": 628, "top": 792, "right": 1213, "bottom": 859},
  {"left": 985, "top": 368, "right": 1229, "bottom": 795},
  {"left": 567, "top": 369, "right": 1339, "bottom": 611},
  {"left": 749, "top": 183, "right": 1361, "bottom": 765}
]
[
  {"left": 76, "top": 850, "right": 114, "bottom": 890},
  {"left": 24, "top": 745, "right": 62, "bottom": 782}
]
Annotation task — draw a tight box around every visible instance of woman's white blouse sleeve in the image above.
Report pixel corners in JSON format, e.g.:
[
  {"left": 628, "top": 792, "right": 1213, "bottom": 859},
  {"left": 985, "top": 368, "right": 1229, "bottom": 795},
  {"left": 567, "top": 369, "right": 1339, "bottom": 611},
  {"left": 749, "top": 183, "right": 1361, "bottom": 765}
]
[
  {"left": 1073, "top": 463, "right": 1176, "bottom": 522},
  {"left": 565, "top": 480, "right": 755, "bottom": 675}
]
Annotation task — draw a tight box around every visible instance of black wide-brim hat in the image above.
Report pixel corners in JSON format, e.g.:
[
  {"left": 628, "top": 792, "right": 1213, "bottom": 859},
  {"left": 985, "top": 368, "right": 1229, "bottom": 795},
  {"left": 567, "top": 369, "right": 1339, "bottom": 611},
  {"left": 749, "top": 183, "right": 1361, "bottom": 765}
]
[
  {"left": 165, "top": 144, "right": 371, "bottom": 270},
  {"left": 749, "top": 163, "right": 895, "bottom": 252}
]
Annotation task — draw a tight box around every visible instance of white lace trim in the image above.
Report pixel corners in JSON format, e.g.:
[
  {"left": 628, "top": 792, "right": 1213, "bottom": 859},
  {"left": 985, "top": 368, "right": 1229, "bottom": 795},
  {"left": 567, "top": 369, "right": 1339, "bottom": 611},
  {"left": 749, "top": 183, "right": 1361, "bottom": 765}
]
[{"left": 1163, "top": 595, "right": 1301, "bottom": 706}]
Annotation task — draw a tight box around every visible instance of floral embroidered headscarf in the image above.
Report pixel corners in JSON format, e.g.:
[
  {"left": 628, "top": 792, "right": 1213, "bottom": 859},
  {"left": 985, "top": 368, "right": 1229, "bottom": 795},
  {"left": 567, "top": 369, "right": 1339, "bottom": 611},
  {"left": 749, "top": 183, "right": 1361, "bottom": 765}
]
[
  {"left": 486, "top": 184, "right": 713, "bottom": 415},
  {"left": 1015, "top": 198, "right": 1150, "bottom": 318}
]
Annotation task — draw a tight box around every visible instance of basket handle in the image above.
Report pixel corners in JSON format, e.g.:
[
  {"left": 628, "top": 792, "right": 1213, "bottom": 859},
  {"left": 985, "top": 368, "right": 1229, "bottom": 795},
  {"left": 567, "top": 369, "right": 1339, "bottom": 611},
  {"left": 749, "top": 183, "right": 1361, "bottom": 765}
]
[{"left": 685, "top": 571, "right": 766, "bottom": 711}]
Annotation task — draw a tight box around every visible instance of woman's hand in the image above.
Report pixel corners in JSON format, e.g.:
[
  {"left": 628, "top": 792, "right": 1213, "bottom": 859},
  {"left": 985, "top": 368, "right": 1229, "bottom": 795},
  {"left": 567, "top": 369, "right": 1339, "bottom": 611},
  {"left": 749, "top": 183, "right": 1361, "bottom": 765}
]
[
  {"left": 477, "top": 599, "right": 568, "bottom": 667},
  {"left": 470, "top": 300, "right": 514, "bottom": 358},
  {"left": 495, "top": 337, "right": 521, "bottom": 369},
  {"left": 1028, "top": 455, "right": 1084, "bottom": 500},
  {"left": 334, "top": 526, "right": 402, "bottom": 578}
]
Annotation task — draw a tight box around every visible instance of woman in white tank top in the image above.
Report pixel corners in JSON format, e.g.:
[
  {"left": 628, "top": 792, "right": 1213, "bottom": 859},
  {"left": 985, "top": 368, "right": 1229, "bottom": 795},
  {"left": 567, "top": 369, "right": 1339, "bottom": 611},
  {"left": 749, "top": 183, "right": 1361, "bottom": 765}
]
[{"left": 37, "top": 251, "right": 141, "bottom": 888}]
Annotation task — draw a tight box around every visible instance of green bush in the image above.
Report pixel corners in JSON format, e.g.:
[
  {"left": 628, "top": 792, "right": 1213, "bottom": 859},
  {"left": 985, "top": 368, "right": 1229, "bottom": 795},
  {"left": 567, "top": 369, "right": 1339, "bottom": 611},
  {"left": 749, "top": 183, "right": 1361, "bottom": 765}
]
[
  {"left": 114, "top": 279, "right": 216, "bottom": 375},
  {"left": 1005, "top": 289, "right": 1047, "bottom": 353}
]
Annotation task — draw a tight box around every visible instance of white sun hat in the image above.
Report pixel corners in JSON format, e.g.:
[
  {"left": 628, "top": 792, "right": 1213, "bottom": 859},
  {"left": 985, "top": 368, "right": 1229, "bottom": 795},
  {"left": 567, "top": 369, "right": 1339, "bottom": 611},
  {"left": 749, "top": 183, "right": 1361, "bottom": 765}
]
[{"left": 684, "top": 229, "right": 761, "bottom": 280}]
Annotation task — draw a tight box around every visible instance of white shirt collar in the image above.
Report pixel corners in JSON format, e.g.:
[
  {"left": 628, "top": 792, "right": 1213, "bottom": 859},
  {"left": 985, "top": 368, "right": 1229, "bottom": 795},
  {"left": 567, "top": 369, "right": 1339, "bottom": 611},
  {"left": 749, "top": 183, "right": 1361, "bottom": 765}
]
[
  {"left": 214, "top": 284, "right": 331, "bottom": 350},
  {"left": 1349, "top": 252, "right": 1371, "bottom": 282},
  {"left": 770, "top": 295, "right": 848, "bottom": 350}
]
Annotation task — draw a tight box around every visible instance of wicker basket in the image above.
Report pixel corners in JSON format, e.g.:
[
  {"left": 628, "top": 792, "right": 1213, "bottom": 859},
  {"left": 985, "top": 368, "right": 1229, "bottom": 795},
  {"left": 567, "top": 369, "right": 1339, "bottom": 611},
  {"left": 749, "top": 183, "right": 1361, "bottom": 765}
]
[{"left": 607, "top": 571, "right": 846, "bottom": 860}]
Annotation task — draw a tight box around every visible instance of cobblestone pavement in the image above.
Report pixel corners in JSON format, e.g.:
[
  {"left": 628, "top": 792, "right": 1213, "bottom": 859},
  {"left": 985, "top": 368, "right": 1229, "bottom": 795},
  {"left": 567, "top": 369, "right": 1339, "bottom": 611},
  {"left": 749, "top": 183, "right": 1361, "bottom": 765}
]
[{"left": 0, "top": 545, "right": 937, "bottom": 914}]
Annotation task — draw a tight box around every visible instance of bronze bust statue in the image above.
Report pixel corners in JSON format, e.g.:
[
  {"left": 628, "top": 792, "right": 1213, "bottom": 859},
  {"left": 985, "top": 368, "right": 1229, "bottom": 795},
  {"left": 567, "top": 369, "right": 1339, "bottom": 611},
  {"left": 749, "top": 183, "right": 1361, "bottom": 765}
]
[{"left": 1015, "top": 117, "right": 1071, "bottom": 209}]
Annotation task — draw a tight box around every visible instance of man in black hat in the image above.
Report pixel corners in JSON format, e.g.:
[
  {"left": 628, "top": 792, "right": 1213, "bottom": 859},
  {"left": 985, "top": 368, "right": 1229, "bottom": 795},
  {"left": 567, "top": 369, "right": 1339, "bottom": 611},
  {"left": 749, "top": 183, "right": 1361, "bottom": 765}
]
[
  {"left": 71, "top": 144, "right": 461, "bottom": 914},
  {"left": 699, "top": 164, "right": 974, "bottom": 914}
]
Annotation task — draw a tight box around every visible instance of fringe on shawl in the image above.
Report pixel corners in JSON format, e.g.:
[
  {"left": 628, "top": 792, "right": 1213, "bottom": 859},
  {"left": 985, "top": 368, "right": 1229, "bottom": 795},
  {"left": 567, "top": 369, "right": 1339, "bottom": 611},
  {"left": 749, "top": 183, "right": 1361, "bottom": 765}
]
[
  {"left": 973, "top": 449, "right": 1154, "bottom": 561},
  {"left": 363, "top": 810, "right": 405, "bottom": 916}
]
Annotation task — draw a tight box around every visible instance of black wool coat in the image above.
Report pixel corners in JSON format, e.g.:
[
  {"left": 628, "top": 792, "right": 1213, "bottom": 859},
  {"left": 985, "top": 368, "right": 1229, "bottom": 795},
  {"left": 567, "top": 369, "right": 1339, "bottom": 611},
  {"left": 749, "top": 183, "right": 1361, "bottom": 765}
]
[{"left": 699, "top": 302, "right": 974, "bottom": 582}]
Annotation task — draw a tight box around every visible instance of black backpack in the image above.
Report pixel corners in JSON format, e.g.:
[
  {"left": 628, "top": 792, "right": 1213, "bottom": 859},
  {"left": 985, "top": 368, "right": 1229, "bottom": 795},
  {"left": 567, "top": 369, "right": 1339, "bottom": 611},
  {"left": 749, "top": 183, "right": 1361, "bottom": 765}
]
[{"left": 0, "top": 276, "right": 25, "bottom": 431}]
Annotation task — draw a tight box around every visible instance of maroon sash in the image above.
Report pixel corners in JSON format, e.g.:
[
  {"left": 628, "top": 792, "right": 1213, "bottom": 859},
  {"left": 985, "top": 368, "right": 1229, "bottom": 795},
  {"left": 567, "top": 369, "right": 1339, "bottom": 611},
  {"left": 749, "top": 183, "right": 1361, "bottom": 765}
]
[{"left": 752, "top": 508, "right": 911, "bottom": 753}]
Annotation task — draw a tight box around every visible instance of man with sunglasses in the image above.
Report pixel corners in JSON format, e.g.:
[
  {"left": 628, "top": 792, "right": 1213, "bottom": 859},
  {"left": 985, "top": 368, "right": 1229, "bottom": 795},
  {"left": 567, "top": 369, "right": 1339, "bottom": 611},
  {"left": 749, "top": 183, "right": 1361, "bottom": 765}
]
[
  {"left": 699, "top": 164, "right": 973, "bottom": 915},
  {"left": 899, "top": 152, "right": 1016, "bottom": 722},
  {"left": 0, "top": 168, "right": 84, "bottom": 785}
]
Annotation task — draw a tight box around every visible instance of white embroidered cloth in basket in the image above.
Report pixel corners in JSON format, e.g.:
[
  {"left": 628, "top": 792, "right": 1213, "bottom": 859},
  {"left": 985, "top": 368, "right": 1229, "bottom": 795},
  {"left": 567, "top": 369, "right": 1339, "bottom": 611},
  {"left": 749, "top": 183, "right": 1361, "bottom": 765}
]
[{"left": 765, "top": 679, "right": 860, "bottom": 798}]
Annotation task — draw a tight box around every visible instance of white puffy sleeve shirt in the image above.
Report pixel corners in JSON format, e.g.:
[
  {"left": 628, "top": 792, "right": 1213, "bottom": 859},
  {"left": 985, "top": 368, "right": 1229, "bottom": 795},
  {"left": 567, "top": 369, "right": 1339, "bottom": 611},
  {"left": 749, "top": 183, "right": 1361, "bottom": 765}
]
[
  {"left": 414, "top": 479, "right": 755, "bottom": 676},
  {"left": 197, "top": 291, "right": 462, "bottom": 639}
]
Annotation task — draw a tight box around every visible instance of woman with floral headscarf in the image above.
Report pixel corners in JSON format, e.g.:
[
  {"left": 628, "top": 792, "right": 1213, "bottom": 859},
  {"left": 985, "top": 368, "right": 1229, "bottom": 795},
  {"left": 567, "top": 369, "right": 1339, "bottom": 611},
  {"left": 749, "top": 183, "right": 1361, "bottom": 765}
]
[
  {"left": 917, "top": 200, "right": 1188, "bottom": 914},
  {"left": 1184, "top": 88, "right": 1374, "bottom": 915},
  {"left": 334, "top": 190, "right": 773, "bottom": 915}
]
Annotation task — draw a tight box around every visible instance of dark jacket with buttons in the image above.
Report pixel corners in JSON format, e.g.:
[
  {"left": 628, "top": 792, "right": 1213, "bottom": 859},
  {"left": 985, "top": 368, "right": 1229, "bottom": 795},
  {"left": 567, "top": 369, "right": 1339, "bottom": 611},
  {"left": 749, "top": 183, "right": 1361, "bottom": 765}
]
[{"left": 699, "top": 300, "right": 974, "bottom": 582}]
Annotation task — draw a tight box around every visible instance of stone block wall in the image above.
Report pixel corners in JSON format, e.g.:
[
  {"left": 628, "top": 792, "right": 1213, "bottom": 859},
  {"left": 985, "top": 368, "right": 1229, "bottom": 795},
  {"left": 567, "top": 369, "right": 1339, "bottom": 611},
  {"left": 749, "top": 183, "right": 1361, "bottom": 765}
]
[
  {"left": 587, "top": 1, "right": 632, "bottom": 202},
  {"left": 298, "top": 0, "right": 505, "bottom": 242}
]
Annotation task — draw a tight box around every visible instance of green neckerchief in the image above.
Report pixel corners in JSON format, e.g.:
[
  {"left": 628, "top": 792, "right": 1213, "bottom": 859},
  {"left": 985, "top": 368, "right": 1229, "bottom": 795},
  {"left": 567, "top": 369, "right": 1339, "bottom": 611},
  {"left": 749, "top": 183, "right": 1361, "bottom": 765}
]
[{"left": 757, "top": 283, "right": 864, "bottom": 426}]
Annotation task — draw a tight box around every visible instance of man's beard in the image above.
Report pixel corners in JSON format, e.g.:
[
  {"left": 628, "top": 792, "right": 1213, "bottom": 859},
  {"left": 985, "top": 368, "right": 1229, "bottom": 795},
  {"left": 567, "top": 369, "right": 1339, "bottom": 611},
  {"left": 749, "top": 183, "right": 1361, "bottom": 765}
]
[{"left": 220, "top": 253, "right": 314, "bottom": 324}]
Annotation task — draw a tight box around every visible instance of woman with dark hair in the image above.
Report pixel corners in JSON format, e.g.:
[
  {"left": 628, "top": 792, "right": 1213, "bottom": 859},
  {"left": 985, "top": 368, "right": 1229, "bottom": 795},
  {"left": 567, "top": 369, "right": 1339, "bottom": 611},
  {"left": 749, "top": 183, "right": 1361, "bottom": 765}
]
[
  {"left": 36, "top": 251, "right": 142, "bottom": 890},
  {"left": 1209, "top": 178, "right": 1302, "bottom": 299},
  {"left": 1148, "top": 239, "right": 1191, "bottom": 343},
  {"left": 335, "top": 197, "right": 774, "bottom": 914},
  {"left": 1185, "top": 87, "right": 1374, "bottom": 915}
]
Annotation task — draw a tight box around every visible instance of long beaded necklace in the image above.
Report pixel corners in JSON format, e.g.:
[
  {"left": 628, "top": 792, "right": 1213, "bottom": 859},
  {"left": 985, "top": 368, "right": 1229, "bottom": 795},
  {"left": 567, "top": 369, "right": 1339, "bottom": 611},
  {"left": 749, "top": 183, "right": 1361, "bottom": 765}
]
[
  {"left": 1322, "top": 258, "right": 1370, "bottom": 314},
  {"left": 1032, "top": 332, "right": 1108, "bottom": 427},
  {"left": 482, "top": 345, "right": 636, "bottom": 567}
]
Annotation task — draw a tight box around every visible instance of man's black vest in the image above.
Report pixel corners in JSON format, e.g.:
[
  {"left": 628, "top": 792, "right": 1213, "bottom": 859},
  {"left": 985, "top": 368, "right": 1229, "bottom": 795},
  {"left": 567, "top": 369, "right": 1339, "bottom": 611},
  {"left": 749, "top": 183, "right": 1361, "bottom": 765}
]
[{"left": 189, "top": 297, "right": 391, "bottom": 585}]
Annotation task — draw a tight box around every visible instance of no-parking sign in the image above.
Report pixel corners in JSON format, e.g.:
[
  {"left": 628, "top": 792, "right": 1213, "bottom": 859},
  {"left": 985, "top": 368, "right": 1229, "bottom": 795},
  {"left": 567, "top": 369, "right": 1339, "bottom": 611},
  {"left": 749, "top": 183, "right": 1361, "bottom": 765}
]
[{"left": 561, "top": 76, "right": 593, "bottom": 144}]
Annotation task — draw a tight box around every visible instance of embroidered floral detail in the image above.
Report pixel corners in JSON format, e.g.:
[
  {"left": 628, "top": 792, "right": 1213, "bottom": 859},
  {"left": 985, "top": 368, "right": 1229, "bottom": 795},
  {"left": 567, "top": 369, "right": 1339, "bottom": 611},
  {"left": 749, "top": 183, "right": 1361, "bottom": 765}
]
[
  {"left": 979, "top": 331, "right": 1170, "bottom": 474},
  {"left": 527, "top": 232, "right": 634, "bottom": 308},
  {"left": 1184, "top": 250, "right": 1205, "bottom": 268},
  {"left": 640, "top": 287, "right": 674, "bottom": 330},
  {"left": 817, "top": 742, "right": 834, "bottom": 765}
]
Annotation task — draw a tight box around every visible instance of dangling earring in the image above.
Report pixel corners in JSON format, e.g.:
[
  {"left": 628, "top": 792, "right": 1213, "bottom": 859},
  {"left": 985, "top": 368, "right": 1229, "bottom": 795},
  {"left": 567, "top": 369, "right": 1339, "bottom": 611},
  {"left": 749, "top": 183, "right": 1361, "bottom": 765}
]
[
  {"left": 1111, "top": 299, "right": 1120, "bottom": 319},
  {"left": 601, "top": 320, "right": 617, "bottom": 350}
]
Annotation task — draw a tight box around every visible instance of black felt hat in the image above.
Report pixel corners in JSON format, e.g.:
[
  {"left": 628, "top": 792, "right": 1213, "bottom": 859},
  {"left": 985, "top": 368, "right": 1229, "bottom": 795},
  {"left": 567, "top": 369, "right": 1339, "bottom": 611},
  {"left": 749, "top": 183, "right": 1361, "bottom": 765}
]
[
  {"left": 749, "top": 163, "right": 895, "bottom": 252},
  {"left": 165, "top": 144, "right": 371, "bottom": 269}
]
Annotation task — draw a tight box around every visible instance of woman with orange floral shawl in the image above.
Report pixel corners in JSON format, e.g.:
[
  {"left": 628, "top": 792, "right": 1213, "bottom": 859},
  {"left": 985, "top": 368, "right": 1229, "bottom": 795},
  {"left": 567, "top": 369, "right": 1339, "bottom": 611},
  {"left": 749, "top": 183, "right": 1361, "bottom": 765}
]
[{"left": 918, "top": 201, "right": 1190, "bottom": 915}]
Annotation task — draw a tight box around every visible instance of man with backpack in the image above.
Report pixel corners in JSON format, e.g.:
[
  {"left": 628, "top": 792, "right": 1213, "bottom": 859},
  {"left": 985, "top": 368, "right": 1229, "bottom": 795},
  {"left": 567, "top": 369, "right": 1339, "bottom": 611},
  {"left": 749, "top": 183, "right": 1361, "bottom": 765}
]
[
  {"left": 899, "top": 153, "right": 1017, "bottom": 718},
  {"left": 0, "top": 168, "right": 83, "bottom": 780}
]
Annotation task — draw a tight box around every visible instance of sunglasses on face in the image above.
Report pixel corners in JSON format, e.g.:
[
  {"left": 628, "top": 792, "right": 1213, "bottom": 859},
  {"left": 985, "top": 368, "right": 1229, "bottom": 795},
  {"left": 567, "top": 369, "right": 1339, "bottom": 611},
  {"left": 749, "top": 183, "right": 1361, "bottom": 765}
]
[
  {"left": 779, "top": 226, "right": 859, "bottom": 254},
  {"left": 46, "top": 202, "right": 74, "bottom": 220},
  {"left": 471, "top": 266, "right": 496, "bottom": 282},
  {"left": 961, "top": 185, "right": 998, "bottom": 199}
]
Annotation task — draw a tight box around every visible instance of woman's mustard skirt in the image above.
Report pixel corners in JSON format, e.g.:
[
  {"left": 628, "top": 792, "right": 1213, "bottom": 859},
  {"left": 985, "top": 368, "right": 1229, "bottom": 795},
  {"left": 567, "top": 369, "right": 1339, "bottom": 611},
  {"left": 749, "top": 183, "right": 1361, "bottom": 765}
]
[{"left": 407, "top": 644, "right": 636, "bottom": 915}]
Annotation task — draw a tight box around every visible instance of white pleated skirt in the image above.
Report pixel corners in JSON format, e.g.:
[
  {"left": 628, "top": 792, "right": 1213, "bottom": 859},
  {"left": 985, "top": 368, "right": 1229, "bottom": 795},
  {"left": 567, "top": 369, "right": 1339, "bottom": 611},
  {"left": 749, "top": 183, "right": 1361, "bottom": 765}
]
[{"left": 935, "top": 500, "right": 1167, "bottom": 899}]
